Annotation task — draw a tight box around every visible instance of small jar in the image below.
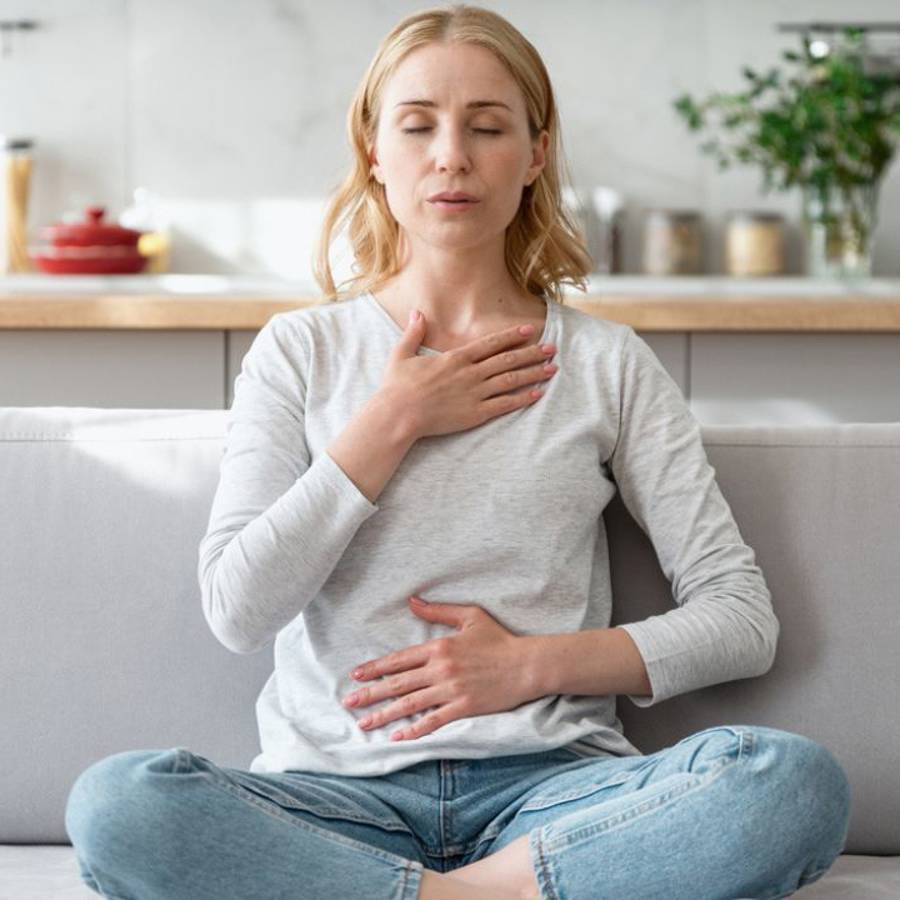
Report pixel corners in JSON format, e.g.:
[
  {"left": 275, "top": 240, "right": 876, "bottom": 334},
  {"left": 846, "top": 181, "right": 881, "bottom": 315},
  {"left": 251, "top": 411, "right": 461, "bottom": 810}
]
[
  {"left": 1, "top": 136, "right": 35, "bottom": 274},
  {"left": 725, "top": 210, "right": 785, "bottom": 276},
  {"left": 642, "top": 209, "right": 703, "bottom": 275}
]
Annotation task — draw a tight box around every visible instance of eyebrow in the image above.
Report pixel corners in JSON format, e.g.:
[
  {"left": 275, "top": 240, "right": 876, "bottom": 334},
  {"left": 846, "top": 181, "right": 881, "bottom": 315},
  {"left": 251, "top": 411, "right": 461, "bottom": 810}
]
[{"left": 394, "top": 99, "right": 512, "bottom": 112}]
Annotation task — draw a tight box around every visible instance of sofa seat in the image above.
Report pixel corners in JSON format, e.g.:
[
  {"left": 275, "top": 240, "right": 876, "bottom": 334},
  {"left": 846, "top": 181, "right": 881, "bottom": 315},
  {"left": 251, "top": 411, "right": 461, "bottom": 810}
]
[{"left": 0, "top": 845, "right": 898, "bottom": 898}]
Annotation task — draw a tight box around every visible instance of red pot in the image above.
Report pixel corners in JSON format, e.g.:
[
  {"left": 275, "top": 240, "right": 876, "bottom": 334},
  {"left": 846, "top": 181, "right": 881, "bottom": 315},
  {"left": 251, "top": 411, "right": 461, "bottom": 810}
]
[{"left": 30, "top": 205, "right": 149, "bottom": 274}]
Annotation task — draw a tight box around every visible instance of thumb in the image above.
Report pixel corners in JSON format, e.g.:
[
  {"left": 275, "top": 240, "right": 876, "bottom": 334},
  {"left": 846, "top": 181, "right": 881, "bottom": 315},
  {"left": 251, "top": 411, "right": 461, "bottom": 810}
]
[
  {"left": 394, "top": 308, "right": 424, "bottom": 355},
  {"left": 408, "top": 596, "right": 468, "bottom": 628}
]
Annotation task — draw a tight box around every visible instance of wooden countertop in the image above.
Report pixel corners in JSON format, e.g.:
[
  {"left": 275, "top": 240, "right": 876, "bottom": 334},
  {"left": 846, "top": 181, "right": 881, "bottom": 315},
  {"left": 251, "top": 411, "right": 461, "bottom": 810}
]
[{"left": 2, "top": 274, "right": 900, "bottom": 331}]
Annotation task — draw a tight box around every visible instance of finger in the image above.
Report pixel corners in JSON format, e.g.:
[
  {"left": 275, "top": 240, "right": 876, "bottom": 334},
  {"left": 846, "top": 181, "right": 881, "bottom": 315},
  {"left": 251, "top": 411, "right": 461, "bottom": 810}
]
[
  {"left": 345, "top": 669, "right": 421, "bottom": 710},
  {"left": 353, "top": 645, "right": 430, "bottom": 682},
  {"left": 461, "top": 324, "right": 536, "bottom": 365},
  {"left": 357, "top": 686, "right": 442, "bottom": 732},
  {"left": 476, "top": 344, "right": 555, "bottom": 387},
  {"left": 478, "top": 361, "right": 554, "bottom": 403},
  {"left": 390, "top": 700, "right": 469, "bottom": 742},
  {"left": 480, "top": 382, "right": 545, "bottom": 418}
]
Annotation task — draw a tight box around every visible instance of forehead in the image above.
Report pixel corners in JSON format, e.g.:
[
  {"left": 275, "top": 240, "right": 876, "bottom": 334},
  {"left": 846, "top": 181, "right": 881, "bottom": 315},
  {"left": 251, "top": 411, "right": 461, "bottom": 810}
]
[{"left": 382, "top": 42, "right": 522, "bottom": 112}]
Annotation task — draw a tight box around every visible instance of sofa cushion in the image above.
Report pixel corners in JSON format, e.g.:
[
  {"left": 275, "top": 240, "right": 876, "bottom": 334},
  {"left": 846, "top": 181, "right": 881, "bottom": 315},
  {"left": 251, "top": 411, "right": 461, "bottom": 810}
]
[{"left": 1, "top": 409, "right": 898, "bottom": 861}]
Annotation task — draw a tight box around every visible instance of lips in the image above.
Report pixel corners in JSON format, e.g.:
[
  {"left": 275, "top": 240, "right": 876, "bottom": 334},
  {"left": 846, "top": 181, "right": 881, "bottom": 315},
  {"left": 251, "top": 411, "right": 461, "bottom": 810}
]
[{"left": 428, "top": 191, "right": 479, "bottom": 203}]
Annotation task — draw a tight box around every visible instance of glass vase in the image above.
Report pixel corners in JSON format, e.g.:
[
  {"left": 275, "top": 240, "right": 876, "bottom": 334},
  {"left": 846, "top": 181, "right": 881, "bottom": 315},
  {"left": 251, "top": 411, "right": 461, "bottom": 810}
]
[{"left": 801, "top": 181, "right": 879, "bottom": 278}]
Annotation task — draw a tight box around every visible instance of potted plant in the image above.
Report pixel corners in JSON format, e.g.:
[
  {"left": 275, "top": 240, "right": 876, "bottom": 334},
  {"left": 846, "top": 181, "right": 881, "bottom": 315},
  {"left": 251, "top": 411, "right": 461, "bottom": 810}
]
[{"left": 673, "top": 27, "right": 900, "bottom": 277}]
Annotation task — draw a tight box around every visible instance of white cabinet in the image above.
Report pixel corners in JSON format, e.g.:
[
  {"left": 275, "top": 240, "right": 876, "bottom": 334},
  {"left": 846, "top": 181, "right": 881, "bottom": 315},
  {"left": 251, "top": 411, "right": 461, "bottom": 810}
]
[
  {"left": 2, "top": 327, "right": 898, "bottom": 425},
  {"left": 0, "top": 330, "right": 224, "bottom": 408},
  {"left": 635, "top": 331, "right": 900, "bottom": 426},
  {"left": 687, "top": 332, "right": 900, "bottom": 425}
]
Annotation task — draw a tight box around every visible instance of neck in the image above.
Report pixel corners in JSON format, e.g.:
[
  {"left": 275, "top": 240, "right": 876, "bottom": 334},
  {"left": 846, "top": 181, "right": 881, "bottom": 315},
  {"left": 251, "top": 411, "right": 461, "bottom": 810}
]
[{"left": 374, "top": 264, "right": 538, "bottom": 335}]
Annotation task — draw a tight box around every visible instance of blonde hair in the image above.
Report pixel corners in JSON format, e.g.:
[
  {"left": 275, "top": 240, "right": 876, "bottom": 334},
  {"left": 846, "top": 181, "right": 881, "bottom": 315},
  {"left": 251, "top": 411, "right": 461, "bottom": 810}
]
[{"left": 311, "top": 3, "right": 593, "bottom": 306}]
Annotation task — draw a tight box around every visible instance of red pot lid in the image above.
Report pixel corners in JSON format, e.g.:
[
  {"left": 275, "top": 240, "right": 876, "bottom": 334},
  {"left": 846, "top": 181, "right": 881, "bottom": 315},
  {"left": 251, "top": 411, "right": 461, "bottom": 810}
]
[{"left": 40, "top": 205, "right": 144, "bottom": 248}]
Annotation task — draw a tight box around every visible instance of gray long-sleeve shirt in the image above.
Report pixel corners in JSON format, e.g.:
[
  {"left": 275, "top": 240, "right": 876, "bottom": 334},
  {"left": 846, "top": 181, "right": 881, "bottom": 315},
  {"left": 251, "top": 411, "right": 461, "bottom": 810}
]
[{"left": 197, "top": 290, "right": 779, "bottom": 776}]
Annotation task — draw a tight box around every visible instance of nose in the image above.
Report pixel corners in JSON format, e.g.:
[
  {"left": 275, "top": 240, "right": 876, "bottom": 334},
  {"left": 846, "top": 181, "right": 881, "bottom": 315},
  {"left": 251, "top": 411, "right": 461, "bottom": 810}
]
[{"left": 435, "top": 126, "right": 472, "bottom": 174}]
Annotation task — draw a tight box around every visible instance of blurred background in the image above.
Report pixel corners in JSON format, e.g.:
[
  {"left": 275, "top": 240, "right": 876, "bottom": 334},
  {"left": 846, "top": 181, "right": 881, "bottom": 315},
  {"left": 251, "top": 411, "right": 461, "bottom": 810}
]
[
  {"left": 1, "top": 0, "right": 900, "bottom": 420},
  {"left": 2, "top": 0, "right": 899, "bottom": 278}
]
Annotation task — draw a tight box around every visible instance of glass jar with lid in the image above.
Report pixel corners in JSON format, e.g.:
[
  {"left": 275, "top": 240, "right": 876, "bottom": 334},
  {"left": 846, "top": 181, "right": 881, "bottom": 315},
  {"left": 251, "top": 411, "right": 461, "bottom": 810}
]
[{"left": 725, "top": 210, "right": 785, "bottom": 276}]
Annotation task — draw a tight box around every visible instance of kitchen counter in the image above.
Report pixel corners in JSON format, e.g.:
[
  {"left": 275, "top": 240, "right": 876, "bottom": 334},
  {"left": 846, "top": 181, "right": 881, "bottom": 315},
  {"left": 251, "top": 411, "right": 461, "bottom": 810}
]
[{"left": 2, "top": 274, "right": 900, "bottom": 331}]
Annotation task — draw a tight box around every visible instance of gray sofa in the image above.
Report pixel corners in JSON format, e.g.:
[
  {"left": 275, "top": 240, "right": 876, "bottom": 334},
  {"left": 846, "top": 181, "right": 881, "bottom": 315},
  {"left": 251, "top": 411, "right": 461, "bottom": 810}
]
[{"left": 1, "top": 406, "right": 897, "bottom": 899}]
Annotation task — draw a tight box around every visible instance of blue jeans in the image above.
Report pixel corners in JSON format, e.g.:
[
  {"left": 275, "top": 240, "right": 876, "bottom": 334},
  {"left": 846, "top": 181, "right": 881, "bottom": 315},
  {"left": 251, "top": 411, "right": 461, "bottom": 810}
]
[{"left": 65, "top": 724, "right": 850, "bottom": 900}]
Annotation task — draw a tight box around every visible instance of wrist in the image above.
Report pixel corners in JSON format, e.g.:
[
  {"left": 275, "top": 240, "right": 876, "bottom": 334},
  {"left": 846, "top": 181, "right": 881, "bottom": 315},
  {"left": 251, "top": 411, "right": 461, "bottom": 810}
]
[
  {"left": 369, "top": 388, "right": 421, "bottom": 447},
  {"left": 518, "top": 634, "right": 554, "bottom": 700}
]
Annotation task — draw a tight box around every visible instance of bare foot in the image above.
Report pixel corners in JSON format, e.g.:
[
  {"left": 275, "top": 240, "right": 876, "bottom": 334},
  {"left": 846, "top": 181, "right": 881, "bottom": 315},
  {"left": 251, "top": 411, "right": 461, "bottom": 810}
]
[
  {"left": 445, "top": 872, "right": 538, "bottom": 899},
  {"left": 417, "top": 868, "right": 523, "bottom": 899},
  {"left": 444, "top": 834, "right": 541, "bottom": 899}
]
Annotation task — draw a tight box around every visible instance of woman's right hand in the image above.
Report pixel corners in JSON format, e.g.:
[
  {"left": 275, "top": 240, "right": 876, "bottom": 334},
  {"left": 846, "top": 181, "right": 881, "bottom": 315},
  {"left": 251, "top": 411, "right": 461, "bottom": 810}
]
[{"left": 379, "top": 307, "right": 558, "bottom": 440}]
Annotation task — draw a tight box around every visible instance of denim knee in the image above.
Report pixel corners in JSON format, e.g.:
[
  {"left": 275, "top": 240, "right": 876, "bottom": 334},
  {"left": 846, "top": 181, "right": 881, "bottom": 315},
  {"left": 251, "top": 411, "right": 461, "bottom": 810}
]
[
  {"left": 65, "top": 748, "right": 185, "bottom": 856},
  {"left": 749, "top": 726, "right": 851, "bottom": 863}
]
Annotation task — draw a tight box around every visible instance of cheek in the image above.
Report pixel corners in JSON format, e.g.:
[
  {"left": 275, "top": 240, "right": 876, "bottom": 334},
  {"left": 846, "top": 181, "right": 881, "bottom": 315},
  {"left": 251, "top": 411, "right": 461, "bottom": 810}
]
[
  {"left": 499, "top": 147, "right": 531, "bottom": 180},
  {"left": 381, "top": 174, "right": 422, "bottom": 225},
  {"left": 491, "top": 155, "right": 530, "bottom": 211},
  {"left": 483, "top": 144, "right": 529, "bottom": 187},
  {"left": 384, "top": 150, "right": 425, "bottom": 197},
  {"left": 377, "top": 153, "right": 413, "bottom": 203}
]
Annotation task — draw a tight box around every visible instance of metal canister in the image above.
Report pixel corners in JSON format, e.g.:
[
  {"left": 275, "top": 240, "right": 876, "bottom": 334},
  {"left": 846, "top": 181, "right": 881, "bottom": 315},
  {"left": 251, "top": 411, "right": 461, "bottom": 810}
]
[
  {"left": 725, "top": 210, "right": 785, "bottom": 276},
  {"left": 642, "top": 209, "right": 703, "bottom": 275},
  {"left": 590, "top": 186, "right": 625, "bottom": 274},
  {"left": 0, "top": 136, "right": 35, "bottom": 274}
]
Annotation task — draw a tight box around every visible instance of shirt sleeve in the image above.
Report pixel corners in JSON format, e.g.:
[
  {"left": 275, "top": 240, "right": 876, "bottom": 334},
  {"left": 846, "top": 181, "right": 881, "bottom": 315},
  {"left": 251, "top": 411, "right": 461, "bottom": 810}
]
[
  {"left": 608, "top": 327, "right": 780, "bottom": 707},
  {"left": 197, "top": 313, "right": 379, "bottom": 655}
]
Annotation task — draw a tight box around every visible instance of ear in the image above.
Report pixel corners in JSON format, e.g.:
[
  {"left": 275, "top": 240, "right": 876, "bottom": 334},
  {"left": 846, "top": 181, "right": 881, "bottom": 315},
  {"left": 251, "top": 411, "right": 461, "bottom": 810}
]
[
  {"left": 525, "top": 130, "right": 549, "bottom": 187},
  {"left": 367, "top": 144, "right": 384, "bottom": 185}
]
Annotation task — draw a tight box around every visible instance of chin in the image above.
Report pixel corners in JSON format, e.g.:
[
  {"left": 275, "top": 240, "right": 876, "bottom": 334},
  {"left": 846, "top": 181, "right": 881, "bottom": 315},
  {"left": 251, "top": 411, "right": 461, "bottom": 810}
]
[{"left": 418, "top": 221, "right": 508, "bottom": 250}]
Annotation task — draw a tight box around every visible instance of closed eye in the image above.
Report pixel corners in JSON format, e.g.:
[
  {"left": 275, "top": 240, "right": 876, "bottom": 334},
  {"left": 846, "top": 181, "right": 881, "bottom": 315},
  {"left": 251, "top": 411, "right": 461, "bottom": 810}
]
[{"left": 402, "top": 127, "right": 502, "bottom": 135}]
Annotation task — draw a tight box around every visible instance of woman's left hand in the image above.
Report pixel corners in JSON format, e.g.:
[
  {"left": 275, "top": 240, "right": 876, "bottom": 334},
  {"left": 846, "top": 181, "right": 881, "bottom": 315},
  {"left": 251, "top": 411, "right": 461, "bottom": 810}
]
[{"left": 342, "top": 596, "right": 540, "bottom": 742}]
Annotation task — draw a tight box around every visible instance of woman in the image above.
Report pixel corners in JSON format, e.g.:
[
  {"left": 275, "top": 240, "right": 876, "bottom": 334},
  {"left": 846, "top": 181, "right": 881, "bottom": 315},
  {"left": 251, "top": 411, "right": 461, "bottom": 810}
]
[{"left": 65, "top": 5, "right": 851, "bottom": 899}]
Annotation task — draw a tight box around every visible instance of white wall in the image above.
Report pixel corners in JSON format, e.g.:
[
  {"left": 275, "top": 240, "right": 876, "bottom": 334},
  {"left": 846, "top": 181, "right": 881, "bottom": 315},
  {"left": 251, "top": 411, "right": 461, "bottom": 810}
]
[{"left": 2, "top": 0, "right": 899, "bottom": 279}]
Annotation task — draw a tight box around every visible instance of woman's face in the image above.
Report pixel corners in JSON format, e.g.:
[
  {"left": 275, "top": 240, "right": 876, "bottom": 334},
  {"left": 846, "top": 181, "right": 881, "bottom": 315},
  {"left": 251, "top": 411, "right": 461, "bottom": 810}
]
[{"left": 369, "top": 41, "right": 548, "bottom": 253}]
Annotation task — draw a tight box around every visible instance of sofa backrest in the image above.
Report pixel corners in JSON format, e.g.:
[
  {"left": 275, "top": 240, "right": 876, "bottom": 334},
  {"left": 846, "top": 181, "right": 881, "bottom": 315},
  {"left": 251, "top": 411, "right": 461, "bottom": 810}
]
[{"left": 1, "top": 407, "right": 897, "bottom": 853}]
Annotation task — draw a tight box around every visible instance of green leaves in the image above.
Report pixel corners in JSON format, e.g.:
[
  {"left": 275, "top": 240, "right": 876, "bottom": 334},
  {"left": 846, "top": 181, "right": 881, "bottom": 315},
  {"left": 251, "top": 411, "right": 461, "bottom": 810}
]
[
  {"left": 673, "top": 94, "right": 704, "bottom": 130},
  {"left": 671, "top": 27, "right": 900, "bottom": 196}
]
